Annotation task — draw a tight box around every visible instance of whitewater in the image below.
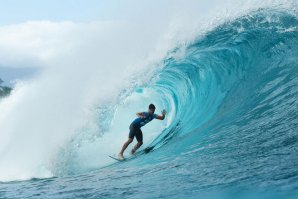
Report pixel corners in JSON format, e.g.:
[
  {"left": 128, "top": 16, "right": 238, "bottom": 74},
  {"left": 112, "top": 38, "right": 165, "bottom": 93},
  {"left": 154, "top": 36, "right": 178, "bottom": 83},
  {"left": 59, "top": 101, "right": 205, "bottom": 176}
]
[{"left": 0, "top": 0, "right": 298, "bottom": 198}]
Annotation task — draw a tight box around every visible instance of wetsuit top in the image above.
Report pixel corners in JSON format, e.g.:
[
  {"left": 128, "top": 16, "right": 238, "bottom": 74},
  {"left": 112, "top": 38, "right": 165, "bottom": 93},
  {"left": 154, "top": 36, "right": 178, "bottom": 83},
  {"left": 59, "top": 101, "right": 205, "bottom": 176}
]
[{"left": 132, "top": 112, "right": 158, "bottom": 128}]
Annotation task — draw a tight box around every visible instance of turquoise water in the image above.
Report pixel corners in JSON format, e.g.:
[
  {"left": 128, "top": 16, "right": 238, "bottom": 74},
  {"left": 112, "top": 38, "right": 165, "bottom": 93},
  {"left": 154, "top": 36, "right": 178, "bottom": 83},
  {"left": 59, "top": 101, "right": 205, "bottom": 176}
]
[{"left": 1, "top": 8, "right": 298, "bottom": 199}]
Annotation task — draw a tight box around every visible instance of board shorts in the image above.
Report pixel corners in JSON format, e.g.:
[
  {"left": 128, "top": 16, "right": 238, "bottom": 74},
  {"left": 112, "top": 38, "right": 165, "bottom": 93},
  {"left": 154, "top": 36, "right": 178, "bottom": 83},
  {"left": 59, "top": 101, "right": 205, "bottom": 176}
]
[{"left": 129, "top": 123, "right": 143, "bottom": 142}]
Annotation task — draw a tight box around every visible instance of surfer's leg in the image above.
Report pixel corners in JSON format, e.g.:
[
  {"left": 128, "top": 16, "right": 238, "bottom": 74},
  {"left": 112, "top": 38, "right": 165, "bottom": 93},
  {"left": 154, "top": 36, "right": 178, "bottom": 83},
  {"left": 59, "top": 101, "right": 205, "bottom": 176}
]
[
  {"left": 131, "top": 129, "right": 143, "bottom": 154},
  {"left": 119, "top": 124, "right": 135, "bottom": 157},
  {"left": 119, "top": 138, "right": 133, "bottom": 156}
]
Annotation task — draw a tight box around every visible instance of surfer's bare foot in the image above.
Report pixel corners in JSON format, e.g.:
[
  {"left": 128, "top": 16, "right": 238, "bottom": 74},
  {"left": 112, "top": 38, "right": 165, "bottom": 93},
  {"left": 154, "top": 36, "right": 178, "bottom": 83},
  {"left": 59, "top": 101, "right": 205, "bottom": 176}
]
[
  {"left": 118, "top": 153, "right": 124, "bottom": 160},
  {"left": 130, "top": 148, "right": 136, "bottom": 155}
]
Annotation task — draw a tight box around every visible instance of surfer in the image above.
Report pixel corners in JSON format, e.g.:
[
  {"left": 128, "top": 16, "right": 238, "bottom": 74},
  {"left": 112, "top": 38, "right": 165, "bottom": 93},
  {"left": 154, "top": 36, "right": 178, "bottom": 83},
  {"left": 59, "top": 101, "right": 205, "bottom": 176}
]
[{"left": 118, "top": 104, "right": 166, "bottom": 160}]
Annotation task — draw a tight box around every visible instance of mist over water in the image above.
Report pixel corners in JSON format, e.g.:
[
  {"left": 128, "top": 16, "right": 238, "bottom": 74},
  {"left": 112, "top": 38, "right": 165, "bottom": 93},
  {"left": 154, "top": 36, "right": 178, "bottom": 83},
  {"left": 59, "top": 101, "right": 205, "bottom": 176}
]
[{"left": 0, "top": 0, "right": 297, "bottom": 198}]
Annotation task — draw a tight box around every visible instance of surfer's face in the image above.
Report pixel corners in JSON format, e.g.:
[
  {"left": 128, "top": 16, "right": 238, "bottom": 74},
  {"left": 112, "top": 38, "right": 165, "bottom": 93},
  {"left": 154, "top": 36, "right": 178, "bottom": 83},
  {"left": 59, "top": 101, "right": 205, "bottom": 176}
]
[{"left": 148, "top": 108, "right": 155, "bottom": 115}]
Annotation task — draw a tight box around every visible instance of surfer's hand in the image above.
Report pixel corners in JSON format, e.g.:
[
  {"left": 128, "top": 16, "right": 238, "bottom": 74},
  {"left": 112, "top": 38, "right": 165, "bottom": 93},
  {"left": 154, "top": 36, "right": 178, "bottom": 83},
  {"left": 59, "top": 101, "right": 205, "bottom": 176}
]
[{"left": 162, "top": 109, "right": 166, "bottom": 115}]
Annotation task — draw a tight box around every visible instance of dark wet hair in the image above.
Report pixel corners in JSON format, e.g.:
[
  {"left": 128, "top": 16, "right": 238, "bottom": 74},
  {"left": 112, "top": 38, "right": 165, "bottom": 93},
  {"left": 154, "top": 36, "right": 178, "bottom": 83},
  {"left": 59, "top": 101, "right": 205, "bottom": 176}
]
[{"left": 149, "top": 104, "right": 156, "bottom": 110}]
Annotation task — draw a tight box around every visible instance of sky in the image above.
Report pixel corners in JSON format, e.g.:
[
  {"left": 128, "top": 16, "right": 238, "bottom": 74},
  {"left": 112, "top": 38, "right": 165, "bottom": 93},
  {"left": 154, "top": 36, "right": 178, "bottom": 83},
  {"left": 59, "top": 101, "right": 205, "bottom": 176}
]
[
  {"left": 0, "top": 0, "right": 123, "bottom": 25},
  {"left": 0, "top": 0, "right": 176, "bottom": 25}
]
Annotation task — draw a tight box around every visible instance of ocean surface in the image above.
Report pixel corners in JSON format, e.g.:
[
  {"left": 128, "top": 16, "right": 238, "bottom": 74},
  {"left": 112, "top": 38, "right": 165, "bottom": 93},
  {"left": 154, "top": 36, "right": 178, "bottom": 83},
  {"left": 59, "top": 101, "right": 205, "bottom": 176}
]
[{"left": 1, "top": 5, "right": 298, "bottom": 199}]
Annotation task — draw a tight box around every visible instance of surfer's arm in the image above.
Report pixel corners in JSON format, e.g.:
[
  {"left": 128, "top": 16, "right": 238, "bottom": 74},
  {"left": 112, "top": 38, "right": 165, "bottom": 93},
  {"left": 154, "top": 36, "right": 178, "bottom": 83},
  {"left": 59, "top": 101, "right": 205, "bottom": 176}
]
[
  {"left": 156, "top": 109, "right": 166, "bottom": 120},
  {"left": 136, "top": 112, "right": 146, "bottom": 118}
]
